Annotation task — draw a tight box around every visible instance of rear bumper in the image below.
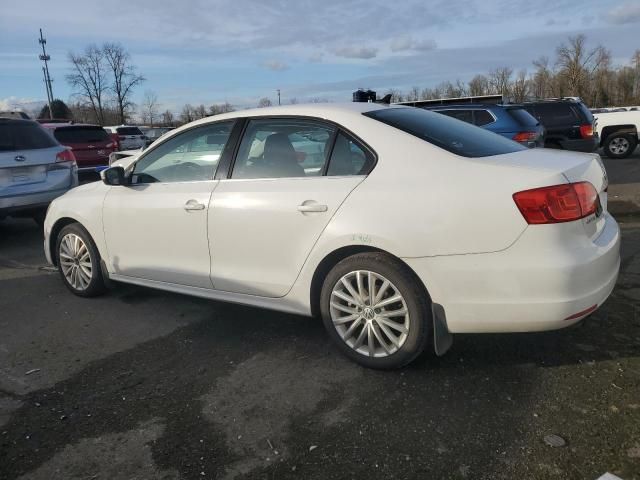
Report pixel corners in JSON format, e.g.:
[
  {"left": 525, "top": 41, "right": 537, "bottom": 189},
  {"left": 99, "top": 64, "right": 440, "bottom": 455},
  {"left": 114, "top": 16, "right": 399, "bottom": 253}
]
[
  {"left": 559, "top": 137, "right": 599, "bottom": 153},
  {"left": 404, "top": 213, "right": 620, "bottom": 333}
]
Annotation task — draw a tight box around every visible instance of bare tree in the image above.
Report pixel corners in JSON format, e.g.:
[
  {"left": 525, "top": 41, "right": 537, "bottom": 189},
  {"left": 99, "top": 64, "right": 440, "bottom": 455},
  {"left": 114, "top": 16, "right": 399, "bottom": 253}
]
[
  {"left": 141, "top": 90, "right": 159, "bottom": 126},
  {"left": 511, "top": 70, "right": 529, "bottom": 102},
  {"left": 257, "top": 97, "right": 273, "bottom": 108},
  {"left": 161, "top": 110, "right": 174, "bottom": 126},
  {"left": 407, "top": 86, "right": 421, "bottom": 102},
  {"left": 180, "top": 104, "right": 194, "bottom": 124},
  {"left": 209, "top": 102, "right": 235, "bottom": 115},
  {"left": 103, "top": 43, "right": 145, "bottom": 124},
  {"left": 66, "top": 45, "right": 109, "bottom": 125},
  {"left": 468, "top": 75, "right": 490, "bottom": 96},
  {"left": 193, "top": 104, "right": 208, "bottom": 119},
  {"left": 555, "top": 35, "right": 608, "bottom": 99},
  {"left": 488, "top": 67, "right": 513, "bottom": 96}
]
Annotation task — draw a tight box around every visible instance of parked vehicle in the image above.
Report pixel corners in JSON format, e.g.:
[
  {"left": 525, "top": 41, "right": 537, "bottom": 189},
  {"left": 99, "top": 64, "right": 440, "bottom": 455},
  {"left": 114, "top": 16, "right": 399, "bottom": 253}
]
[
  {"left": 36, "top": 118, "right": 73, "bottom": 124},
  {"left": 425, "top": 104, "right": 544, "bottom": 148},
  {"left": 142, "top": 127, "right": 173, "bottom": 146},
  {"left": 0, "top": 111, "right": 30, "bottom": 120},
  {"left": 103, "top": 126, "right": 146, "bottom": 150},
  {"left": 42, "top": 124, "right": 117, "bottom": 172},
  {"left": 523, "top": 98, "right": 598, "bottom": 152},
  {"left": 593, "top": 110, "right": 640, "bottom": 159},
  {"left": 1, "top": 118, "right": 77, "bottom": 224},
  {"left": 44, "top": 103, "right": 619, "bottom": 369}
]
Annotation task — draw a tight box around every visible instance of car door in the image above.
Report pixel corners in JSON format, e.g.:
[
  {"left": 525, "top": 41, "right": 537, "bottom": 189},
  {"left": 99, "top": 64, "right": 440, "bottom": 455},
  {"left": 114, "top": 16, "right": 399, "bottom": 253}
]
[
  {"left": 102, "top": 121, "right": 235, "bottom": 288},
  {"left": 208, "top": 117, "right": 374, "bottom": 297}
]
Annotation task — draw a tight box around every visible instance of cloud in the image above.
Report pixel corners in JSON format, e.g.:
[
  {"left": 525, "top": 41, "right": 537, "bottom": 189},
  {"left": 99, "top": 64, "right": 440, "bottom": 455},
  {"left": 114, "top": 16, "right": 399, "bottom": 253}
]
[
  {"left": 333, "top": 46, "right": 378, "bottom": 59},
  {"left": 390, "top": 36, "right": 437, "bottom": 52},
  {"left": 262, "top": 60, "right": 289, "bottom": 71},
  {"left": 0, "top": 97, "right": 44, "bottom": 111},
  {"left": 308, "top": 52, "right": 324, "bottom": 63},
  {"left": 607, "top": 2, "right": 640, "bottom": 24}
]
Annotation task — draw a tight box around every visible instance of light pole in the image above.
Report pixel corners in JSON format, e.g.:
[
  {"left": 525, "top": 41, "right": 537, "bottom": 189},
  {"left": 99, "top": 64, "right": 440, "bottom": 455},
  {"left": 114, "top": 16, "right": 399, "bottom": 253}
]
[
  {"left": 277, "top": 89, "right": 281, "bottom": 106},
  {"left": 38, "top": 28, "right": 54, "bottom": 119}
]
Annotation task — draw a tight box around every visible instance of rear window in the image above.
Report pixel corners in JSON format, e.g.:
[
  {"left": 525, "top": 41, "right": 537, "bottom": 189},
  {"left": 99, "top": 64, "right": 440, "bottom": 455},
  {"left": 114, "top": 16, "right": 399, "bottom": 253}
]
[
  {"left": 473, "top": 110, "right": 495, "bottom": 126},
  {"left": 364, "top": 107, "right": 525, "bottom": 158},
  {"left": 527, "top": 103, "right": 578, "bottom": 126},
  {"left": 53, "top": 126, "right": 110, "bottom": 144},
  {"left": 506, "top": 108, "right": 539, "bottom": 127},
  {"left": 0, "top": 121, "right": 58, "bottom": 151},
  {"left": 116, "top": 127, "right": 143, "bottom": 136}
]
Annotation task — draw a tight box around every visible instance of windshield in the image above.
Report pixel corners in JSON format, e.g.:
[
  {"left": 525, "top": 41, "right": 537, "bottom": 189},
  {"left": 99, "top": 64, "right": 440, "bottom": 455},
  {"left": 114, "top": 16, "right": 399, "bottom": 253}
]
[{"left": 364, "top": 107, "right": 526, "bottom": 158}]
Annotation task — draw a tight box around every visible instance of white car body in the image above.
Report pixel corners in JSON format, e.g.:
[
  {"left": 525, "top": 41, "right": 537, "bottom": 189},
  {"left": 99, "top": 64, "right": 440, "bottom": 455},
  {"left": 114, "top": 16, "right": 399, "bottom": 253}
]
[
  {"left": 594, "top": 110, "right": 640, "bottom": 139},
  {"left": 44, "top": 103, "right": 619, "bottom": 343},
  {"left": 103, "top": 126, "right": 146, "bottom": 150}
]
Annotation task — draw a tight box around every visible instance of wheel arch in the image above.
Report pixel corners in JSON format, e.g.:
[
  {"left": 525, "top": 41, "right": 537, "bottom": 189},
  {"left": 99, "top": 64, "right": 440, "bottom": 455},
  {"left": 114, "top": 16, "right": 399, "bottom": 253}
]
[
  {"left": 601, "top": 125, "right": 637, "bottom": 146},
  {"left": 49, "top": 217, "right": 98, "bottom": 266},
  {"left": 309, "top": 245, "right": 432, "bottom": 319}
]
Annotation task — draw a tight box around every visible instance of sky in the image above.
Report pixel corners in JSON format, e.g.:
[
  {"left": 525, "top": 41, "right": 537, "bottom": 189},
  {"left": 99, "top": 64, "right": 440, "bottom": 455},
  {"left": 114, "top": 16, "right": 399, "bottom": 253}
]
[{"left": 1, "top": 0, "right": 639, "bottom": 115}]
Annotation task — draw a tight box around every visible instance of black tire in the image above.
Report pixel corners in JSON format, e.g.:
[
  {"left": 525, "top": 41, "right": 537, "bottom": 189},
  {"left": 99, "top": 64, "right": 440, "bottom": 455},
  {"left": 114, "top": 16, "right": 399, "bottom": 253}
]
[
  {"left": 603, "top": 133, "right": 637, "bottom": 159},
  {"left": 55, "top": 222, "right": 106, "bottom": 297},
  {"left": 319, "top": 252, "right": 431, "bottom": 369}
]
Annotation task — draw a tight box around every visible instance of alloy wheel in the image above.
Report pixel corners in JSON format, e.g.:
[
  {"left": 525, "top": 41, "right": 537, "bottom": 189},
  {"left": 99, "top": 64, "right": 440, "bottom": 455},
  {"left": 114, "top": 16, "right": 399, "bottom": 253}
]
[
  {"left": 329, "top": 270, "right": 410, "bottom": 357},
  {"left": 610, "top": 137, "right": 630, "bottom": 155},
  {"left": 59, "top": 233, "right": 92, "bottom": 290}
]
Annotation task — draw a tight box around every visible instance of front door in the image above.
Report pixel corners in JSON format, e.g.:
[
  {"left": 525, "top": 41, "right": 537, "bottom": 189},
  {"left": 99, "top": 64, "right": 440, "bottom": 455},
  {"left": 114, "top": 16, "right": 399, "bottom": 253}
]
[
  {"left": 103, "top": 121, "right": 234, "bottom": 288},
  {"left": 208, "top": 118, "right": 373, "bottom": 297}
]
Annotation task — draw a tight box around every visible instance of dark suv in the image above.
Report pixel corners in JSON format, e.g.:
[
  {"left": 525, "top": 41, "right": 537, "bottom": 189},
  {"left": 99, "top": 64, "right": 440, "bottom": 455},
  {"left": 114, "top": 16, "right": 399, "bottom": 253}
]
[{"left": 523, "top": 98, "right": 598, "bottom": 152}]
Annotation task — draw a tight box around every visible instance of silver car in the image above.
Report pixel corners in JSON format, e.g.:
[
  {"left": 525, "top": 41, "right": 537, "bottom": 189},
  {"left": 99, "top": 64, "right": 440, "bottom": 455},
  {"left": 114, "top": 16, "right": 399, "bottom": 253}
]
[{"left": 0, "top": 118, "right": 78, "bottom": 224}]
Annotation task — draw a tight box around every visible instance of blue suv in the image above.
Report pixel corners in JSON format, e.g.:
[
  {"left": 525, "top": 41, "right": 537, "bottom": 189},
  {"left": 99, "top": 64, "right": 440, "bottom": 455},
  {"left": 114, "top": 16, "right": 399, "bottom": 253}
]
[{"left": 425, "top": 104, "right": 545, "bottom": 148}]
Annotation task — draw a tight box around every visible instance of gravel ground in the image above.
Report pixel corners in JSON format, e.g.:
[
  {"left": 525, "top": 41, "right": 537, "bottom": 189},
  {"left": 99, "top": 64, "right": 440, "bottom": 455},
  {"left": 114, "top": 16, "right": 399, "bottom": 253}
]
[{"left": 0, "top": 216, "right": 639, "bottom": 480}]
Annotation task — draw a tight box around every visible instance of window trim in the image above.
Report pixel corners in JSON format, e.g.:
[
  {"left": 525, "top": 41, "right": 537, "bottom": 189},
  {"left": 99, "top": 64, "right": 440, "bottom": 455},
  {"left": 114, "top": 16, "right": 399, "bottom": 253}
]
[
  {"left": 131, "top": 119, "right": 238, "bottom": 184},
  {"left": 221, "top": 115, "right": 378, "bottom": 180},
  {"left": 431, "top": 108, "right": 497, "bottom": 127}
]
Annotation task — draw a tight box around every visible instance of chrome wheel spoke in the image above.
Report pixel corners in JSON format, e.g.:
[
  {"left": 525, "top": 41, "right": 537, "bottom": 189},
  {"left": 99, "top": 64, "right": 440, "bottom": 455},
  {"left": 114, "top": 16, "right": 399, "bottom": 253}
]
[
  {"left": 330, "top": 269, "right": 410, "bottom": 358},
  {"left": 59, "top": 233, "right": 92, "bottom": 291}
]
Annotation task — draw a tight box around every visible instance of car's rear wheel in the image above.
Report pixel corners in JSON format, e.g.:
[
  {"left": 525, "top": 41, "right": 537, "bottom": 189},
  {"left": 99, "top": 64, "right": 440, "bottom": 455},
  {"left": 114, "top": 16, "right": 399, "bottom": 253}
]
[
  {"left": 320, "top": 252, "right": 430, "bottom": 369},
  {"left": 603, "top": 133, "right": 637, "bottom": 159},
  {"left": 56, "top": 223, "right": 106, "bottom": 297}
]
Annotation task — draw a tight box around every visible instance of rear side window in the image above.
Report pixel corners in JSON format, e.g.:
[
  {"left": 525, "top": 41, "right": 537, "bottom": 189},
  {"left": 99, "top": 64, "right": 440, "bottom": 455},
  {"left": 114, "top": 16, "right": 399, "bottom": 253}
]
[
  {"left": 473, "top": 110, "right": 495, "bottom": 126},
  {"left": 326, "top": 132, "right": 374, "bottom": 176},
  {"left": 53, "top": 126, "right": 110, "bottom": 144},
  {"left": 528, "top": 103, "right": 578, "bottom": 126},
  {"left": 436, "top": 109, "right": 473, "bottom": 124},
  {"left": 506, "top": 108, "right": 539, "bottom": 127},
  {"left": 364, "top": 108, "right": 525, "bottom": 158},
  {"left": 116, "top": 127, "right": 143, "bottom": 136},
  {"left": 0, "top": 121, "right": 58, "bottom": 151}
]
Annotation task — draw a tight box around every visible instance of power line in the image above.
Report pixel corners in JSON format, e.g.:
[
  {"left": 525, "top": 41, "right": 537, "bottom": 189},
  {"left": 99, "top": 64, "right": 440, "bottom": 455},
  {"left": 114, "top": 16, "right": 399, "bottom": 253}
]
[{"left": 38, "top": 28, "right": 54, "bottom": 119}]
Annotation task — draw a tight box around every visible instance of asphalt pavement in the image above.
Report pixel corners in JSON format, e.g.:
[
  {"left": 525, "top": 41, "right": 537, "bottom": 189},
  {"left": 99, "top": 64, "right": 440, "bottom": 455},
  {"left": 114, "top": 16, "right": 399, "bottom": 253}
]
[{"left": 1, "top": 148, "right": 640, "bottom": 479}]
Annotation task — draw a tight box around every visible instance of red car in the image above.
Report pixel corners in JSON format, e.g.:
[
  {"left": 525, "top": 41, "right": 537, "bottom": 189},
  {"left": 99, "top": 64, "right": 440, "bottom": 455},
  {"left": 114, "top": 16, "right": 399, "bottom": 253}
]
[{"left": 42, "top": 124, "right": 116, "bottom": 173}]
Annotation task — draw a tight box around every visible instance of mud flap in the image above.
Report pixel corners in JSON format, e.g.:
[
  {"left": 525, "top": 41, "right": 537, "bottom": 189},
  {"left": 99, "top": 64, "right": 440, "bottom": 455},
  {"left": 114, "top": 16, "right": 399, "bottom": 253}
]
[{"left": 432, "top": 303, "right": 453, "bottom": 356}]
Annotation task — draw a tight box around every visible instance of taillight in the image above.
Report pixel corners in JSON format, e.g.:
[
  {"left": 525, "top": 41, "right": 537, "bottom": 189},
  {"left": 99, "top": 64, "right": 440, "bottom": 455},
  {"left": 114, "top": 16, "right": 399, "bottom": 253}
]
[
  {"left": 55, "top": 149, "right": 76, "bottom": 164},
  {"left": 513, "top": 182, "right": 599, "bottom": 224},
  {"left": 512, "top": 131, "right": 538, "bottom": 142},
  {"left": 579, "top": 124, "right": 593, "bottom": 138}
]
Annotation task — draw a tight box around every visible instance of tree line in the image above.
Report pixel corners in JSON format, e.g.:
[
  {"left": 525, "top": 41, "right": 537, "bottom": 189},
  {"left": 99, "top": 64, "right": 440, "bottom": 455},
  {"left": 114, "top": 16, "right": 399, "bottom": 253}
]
[{"left": 386, "top": 35, "right": 640, "bottom": 107}]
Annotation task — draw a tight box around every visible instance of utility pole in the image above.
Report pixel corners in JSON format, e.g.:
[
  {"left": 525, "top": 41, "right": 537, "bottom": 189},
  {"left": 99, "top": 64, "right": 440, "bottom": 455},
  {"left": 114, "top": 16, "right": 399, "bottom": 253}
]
[
  {"left": 38, "top": 28, "right": 54, "bottom": 119},
  {"left": 277, "top": 89, "right": 281, "bottom": 106}
]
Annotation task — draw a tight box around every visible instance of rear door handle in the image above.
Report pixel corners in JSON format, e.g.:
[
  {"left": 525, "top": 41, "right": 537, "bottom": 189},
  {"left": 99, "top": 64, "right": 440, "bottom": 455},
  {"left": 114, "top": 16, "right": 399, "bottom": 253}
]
[
  {"left": 297, "top": 203, "right": 328, "bottom": 213},
  {"left": 184, "top": 199, "right": 205, "bottom": 211}
]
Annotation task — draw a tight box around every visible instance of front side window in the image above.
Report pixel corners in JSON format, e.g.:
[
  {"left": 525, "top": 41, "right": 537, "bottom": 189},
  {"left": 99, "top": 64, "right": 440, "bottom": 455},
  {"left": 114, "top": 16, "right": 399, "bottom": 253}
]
[
  {"left": 133, "top": 122, "right": 233, "bottom": 183},
  {"left": 232, "top": 119, "right": 335, "bottom": 179},
  {"left": 364, "top": 107, "right": 525, "bottom": 158}
]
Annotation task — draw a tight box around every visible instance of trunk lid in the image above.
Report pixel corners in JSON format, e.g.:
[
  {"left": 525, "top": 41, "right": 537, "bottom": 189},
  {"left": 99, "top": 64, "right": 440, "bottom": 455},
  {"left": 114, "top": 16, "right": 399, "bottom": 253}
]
[{"left": 0, "top": 146, "right": 64, "bottom": 189}]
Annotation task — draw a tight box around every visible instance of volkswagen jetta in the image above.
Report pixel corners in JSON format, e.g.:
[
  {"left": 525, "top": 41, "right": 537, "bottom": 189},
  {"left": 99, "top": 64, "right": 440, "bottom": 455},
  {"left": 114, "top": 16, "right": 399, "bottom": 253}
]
[{"left": 43, "top": 103, "right": 620, "bottom": 368}]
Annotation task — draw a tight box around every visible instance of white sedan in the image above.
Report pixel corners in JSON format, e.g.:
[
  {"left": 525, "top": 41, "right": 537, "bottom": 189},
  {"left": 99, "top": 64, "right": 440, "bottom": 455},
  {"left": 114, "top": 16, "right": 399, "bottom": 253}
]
[{"left": 44, "top": 103, "right": 620, "bottom": 369}]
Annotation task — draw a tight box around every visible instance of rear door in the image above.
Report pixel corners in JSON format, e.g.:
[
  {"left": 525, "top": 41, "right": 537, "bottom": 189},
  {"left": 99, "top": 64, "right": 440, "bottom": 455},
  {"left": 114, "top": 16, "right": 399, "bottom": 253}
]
[{"left": 208, "top": 117, "right": 374, "bottom": 297}]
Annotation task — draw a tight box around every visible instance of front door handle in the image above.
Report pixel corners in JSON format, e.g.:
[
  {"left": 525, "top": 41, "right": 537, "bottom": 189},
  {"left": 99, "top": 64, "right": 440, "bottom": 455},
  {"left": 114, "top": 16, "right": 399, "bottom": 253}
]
[
  {"left": 184, "top": 199, "right": 205, "bottom": 211},
  {"left": 297, "top": 203, "right": 328, "bottom": 213}
]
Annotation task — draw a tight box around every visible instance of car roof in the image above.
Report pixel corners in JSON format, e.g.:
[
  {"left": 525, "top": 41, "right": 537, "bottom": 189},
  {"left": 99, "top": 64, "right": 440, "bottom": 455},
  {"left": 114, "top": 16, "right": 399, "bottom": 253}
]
[
  {"left": 427, "top": 103, "right": 525, "bottom": 110},
  {"left": 41, "top": 123, "right": 101, "bottom": 129},
  {"left": 0, "top": 117, "right": 39, "bottom": 125}
]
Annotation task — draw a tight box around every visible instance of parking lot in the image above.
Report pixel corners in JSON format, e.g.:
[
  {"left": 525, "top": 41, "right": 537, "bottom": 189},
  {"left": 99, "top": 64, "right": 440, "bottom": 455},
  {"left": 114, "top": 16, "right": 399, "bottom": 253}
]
[{"left": 0, "top": 149, "right": 638, "bottom": 480}]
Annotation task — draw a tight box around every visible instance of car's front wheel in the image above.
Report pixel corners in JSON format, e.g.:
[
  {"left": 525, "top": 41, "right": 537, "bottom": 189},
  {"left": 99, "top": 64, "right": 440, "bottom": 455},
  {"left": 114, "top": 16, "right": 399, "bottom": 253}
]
[
  {"left": 603, "top": 133, "right": 637, "bottom": 159},
  {"left": 56, "top": 223, "right": 106, "bottom": 297},
  {"left": 320, "top": 252, "right": 431, "bottom": 369}
]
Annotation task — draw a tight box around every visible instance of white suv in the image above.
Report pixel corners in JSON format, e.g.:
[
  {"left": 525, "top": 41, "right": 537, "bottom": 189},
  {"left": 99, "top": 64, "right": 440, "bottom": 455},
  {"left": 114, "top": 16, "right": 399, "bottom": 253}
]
[{"left": 103, "top": 125, "right": 146, "bottom": 151}]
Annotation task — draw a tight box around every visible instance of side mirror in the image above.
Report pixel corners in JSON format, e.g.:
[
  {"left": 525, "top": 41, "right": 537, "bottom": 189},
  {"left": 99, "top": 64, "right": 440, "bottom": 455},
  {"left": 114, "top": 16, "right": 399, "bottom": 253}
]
[{"left": 101, "top": 166, "right": 127, "bottom": 186}]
